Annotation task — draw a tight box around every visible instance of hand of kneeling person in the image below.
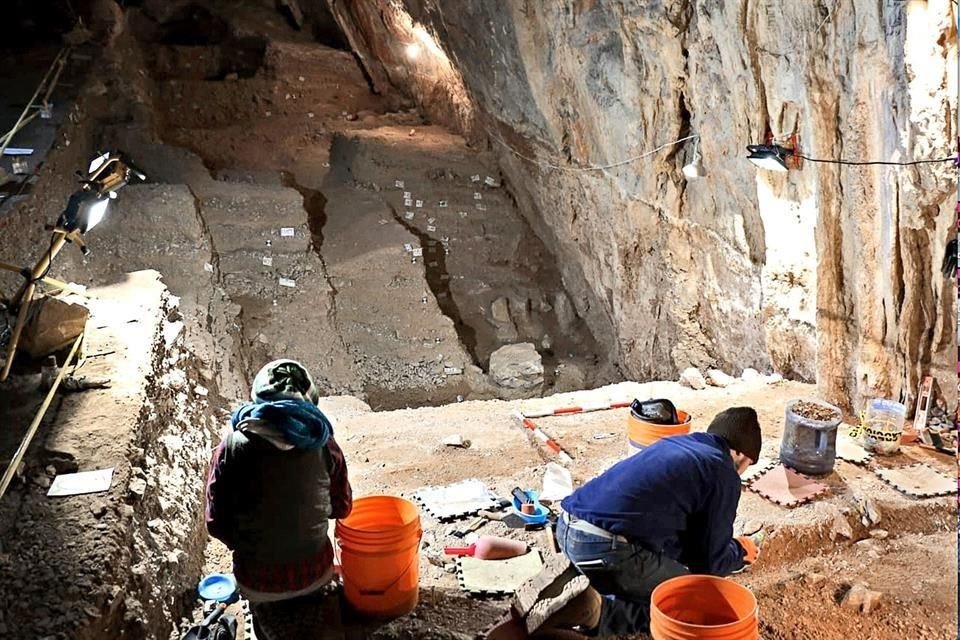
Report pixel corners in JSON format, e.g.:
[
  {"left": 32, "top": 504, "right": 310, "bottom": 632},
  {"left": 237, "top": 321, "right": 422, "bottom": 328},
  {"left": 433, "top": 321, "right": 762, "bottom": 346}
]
[{"left": 736, "top": 536, "right": 759, "bottom": 565}]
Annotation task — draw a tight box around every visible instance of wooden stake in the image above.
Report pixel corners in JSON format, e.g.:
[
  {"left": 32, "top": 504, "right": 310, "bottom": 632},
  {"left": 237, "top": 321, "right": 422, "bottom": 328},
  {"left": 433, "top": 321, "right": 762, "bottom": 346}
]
[
  {"left": 0, "top": 261, "right": 87, "bottom": 297},
  {"left": 1, "top": 280, "right": 36, "bottom": 381},
  {"left": 0, "top": 332, "right": 84, "bottom": 501},
  {"left": 11, "top": 233, "right": 69, "bottom": 308},
  {"left": 2, "top": 234, "right": 72, "bottom": 381}
]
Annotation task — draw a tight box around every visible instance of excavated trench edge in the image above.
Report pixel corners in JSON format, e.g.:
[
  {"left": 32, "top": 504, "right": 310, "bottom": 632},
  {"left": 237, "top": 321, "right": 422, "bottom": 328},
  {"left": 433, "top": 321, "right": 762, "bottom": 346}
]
[
  {"left": 280, "top": 170, "right": 341, "bottom": 316},
  {"left": 387, "top": 201, "right": 482, "bottom": 368},
  {"left": 748, "top": 499, "right": 956, "bottom": 571}
]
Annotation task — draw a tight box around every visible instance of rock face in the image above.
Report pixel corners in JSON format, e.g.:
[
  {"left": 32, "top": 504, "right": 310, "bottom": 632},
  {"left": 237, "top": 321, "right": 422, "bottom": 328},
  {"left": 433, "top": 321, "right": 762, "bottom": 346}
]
[
  {"left": 330, "top": 1, "right": 957, "bottom": 413},
  {"left": 489, "top": 343, "right": 544, "bottom": 391}
]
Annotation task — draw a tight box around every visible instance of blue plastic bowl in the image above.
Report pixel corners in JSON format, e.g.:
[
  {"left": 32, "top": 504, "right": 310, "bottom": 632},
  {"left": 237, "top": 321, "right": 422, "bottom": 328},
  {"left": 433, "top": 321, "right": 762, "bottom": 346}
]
[
  {"left": 198, "top": 573, "right": 237, "bottom": 602},
  {"left": 512, "top": 490, "right": 549, "bottom": 525}
]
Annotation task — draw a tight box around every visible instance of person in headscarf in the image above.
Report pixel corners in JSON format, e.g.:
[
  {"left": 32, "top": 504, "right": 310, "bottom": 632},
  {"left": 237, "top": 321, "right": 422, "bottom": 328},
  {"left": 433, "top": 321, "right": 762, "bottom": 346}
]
[{"left": 205, "top": 359, "right": 352, "bottom": 602}]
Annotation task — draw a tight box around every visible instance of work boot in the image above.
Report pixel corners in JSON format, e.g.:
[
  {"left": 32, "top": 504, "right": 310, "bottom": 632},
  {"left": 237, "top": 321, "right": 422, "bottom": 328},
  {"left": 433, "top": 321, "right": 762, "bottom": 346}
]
[
  {"left": 539, "top": 586, "right": 602, "bottom": 632},
  {"left": 512, "top": 554, "right": 591, "bottom": 635}
]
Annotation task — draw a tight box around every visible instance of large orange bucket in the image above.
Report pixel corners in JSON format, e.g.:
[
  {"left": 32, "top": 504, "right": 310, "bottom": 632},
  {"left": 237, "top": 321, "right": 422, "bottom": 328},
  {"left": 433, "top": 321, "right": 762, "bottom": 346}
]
[
  {"left": 627, "top": 409, "right": 691, "bottom": 455},
  {"left": 335, "top": 496, "right": 422, "bottom": 619},
  {"left": 650, "top": 575, "right": 759, "bottom": 640}
]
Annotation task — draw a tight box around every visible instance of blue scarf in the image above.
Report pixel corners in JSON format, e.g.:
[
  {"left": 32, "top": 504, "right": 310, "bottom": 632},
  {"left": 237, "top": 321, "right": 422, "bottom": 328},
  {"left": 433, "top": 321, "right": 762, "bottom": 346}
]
[{"left": 231, "top": 399, "right": 332, "bottom": 449}]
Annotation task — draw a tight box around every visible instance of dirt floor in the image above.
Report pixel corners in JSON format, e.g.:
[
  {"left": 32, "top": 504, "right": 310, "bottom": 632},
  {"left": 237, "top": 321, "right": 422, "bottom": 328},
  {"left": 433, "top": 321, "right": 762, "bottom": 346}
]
[
  {"left": 0, "top": 2, "right": 955, "bottom": 639},
  {"left": 191, "top": 379, "right": 957, "bottom": 639}
]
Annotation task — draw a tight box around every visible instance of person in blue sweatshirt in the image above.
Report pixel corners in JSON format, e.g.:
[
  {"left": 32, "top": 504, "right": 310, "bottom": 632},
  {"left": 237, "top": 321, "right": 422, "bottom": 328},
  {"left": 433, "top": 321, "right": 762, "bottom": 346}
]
[{"left": 488, "top": 407, "right": 763, "bottom": 640}]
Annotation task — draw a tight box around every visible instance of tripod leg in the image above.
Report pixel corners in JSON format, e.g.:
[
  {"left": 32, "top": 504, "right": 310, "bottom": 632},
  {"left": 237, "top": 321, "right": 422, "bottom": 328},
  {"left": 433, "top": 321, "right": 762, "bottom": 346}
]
[
  {"left": 1, "top": 282, "right": 36, "bottom": 381},
  {"left": 10, "top": 234, "right": 68, "bottom": 309}
]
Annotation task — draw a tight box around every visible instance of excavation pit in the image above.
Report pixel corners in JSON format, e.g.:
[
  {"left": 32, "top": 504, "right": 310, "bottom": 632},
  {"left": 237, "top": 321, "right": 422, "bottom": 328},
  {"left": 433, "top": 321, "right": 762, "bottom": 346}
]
[{"left": 0, "top": 1, "right": 955, "bottom": 639}]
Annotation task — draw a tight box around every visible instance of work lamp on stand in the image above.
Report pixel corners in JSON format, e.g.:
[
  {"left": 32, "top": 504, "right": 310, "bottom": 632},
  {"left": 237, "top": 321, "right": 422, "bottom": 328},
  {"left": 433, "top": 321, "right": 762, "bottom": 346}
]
[{"left": 0, "top": 151, "right": 144, "bottom": 381}]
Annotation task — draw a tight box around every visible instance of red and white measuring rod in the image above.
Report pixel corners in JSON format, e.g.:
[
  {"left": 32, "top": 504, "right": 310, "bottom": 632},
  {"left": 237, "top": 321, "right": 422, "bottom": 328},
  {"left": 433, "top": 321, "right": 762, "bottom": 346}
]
[
  {"left": 512, "top": 412, "right": 574, "bottom": 464},
  {"left": 520, "top": 400, "right": 632, "bottom": 419}
]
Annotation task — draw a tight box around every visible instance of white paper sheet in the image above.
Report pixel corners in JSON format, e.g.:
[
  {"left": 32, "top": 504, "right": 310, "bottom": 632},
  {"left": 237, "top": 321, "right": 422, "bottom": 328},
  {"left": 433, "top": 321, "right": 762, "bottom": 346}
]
[{"left": 47, "top": 468, "right": 114, "bottom": 497}]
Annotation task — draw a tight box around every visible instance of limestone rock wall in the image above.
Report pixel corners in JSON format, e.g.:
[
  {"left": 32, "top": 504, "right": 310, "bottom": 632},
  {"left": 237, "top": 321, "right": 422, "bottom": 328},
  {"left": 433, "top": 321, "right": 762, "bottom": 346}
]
[{"left": 329, "top": 0, "right": 958, "bottom": 411}]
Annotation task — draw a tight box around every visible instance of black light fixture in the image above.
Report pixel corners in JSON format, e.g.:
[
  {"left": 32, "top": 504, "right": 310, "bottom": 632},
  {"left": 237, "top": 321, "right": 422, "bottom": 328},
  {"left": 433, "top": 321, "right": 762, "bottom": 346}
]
[
  {"left": 746, "top": 144, "right": 794, "bottom": 172},
  {"left": 58, "top": 191, "right": 112, "bottom": 235}
]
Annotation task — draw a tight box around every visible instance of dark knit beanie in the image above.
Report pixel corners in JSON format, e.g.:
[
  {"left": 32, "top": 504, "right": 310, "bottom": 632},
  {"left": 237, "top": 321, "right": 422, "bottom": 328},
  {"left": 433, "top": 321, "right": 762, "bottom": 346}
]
[{"left": 707, "top": 407, "right": 762, "bottom": 463}]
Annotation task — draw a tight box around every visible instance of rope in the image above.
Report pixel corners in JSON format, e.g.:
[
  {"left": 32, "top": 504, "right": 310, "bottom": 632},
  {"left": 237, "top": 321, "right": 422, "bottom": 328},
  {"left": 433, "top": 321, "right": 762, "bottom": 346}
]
[{"left": 487, "top": 130, "right": 699, "bottom": 174}]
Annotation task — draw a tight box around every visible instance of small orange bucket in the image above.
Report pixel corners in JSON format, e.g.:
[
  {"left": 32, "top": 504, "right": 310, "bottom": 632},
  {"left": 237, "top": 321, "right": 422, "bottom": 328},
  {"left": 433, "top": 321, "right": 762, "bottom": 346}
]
[
  {"left": 627, "top": 409, "right": 691, "bottom": 455},
  {"left": 650, "top": 575, "right": 759, "bottom": 640},
  {"left": 335, "top": 496, "right": 422, "bottom": 619}
]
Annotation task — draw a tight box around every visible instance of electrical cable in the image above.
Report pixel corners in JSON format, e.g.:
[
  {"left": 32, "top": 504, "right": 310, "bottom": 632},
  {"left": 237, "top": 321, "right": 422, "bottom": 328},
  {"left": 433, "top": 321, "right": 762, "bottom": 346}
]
[
  {"left": 795, "top": 153, "right": 955, "bottom": 167},
  {"left": 487, "top": 130, "right": 699, "bottom": 174}
]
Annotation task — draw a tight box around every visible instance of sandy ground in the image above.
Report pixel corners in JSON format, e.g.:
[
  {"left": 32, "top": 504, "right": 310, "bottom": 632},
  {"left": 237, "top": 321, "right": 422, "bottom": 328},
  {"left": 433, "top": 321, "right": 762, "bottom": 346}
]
[{"left": 195, "top": 379, "right": 957, "bottom": 639}]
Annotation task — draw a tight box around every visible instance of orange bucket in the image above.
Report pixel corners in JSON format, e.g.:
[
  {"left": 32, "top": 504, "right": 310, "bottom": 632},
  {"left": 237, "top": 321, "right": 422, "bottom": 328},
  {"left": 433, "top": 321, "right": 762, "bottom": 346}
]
[
  {"left": 650, "top": 575, "right": 759, "bottom": 640},
  {"left": 627, "top": 409, "right": 691, "bottom": 454},
  {"left": 335, "top": 496, "right": 422, "bottom": 619}
]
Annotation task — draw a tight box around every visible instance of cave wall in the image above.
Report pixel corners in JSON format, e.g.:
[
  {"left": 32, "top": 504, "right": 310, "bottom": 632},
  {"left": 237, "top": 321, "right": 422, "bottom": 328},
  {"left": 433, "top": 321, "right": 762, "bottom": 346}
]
[{"left": 329, "top": 0, "right": 957, "bottom": 411}]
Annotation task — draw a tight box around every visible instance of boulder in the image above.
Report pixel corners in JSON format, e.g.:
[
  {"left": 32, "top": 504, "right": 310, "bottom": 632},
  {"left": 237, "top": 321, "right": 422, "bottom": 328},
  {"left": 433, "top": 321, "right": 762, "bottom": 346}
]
[
  {"left": 489, "top": 343, "right": 543, "bottom": 390},
  {"left": 706, "top": 369, "right": 736, "bottom": 388},
  {"left": 679, "top": 367, "right": 707, "bottom": 390},
  {"left": 20, "top": 296, "right": 90, "bottom": 358}
]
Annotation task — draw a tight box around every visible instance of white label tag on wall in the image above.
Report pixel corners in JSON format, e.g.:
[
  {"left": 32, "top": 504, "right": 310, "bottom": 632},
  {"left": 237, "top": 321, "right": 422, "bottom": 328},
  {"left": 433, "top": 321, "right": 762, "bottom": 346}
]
[
  {"left": 395, "top": 180, "right": 405, "bottom": 188},
  {"left": 473, "top": 192, "right": 482, "bottom": 200},
  {"left": 403, "top": 191, "right": 411, "bottom": 198},
  {"left": 427, "top": 225, "right": 436, "bottom": 232},
  {"left": 476, "top": 204, "right": 487, "bottom": 211},
  {"left": 427, "top": 217, "right": 436, "bottom": 224},
  {"left": 439, "top": 200, "right": 448, "bottom": 208},
  {"left": 404, "top": 198, "right": 413, "bottom": 207},
  {"left": 415, "top": 200, "right": 423, "bottom": 208},
  {"left": 280, "top": 227, "right": 295, "bottom": 237},
  {"left": 471, "top": 174, "right": 481, "bottom": 182},
  {"left": 279, "top": 277, "right": 297, "bottom": 288},
  {"left": 458, "top": 211, "right": 468, "bottom": 218},
  {"left": 404, "top": 211, "right": 415, "bottom": 220},
  {"left": 204, "top": 263, "right": 214, "bottom": 273},
  {"left": 412, "top": 248, "right": 423, "bottom": 257},
  {"left": 484, "top": 176, "right": 499, "bottom": 186},
  {"left": 262, "top": 256, "right": 273, "bottom": 266}
]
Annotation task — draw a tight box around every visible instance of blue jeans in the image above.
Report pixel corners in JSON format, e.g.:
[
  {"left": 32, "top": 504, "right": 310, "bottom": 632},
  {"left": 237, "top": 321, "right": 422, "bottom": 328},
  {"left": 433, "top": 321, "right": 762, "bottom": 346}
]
[{"left": 555, "top": 517, "right": 689, "bottom": 636}]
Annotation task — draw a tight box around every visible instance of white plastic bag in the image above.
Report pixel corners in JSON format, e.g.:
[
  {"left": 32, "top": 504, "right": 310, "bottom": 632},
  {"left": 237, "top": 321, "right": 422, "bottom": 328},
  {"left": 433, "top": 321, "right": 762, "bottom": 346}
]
[{"left": 541, "top": 462, "right": 574, "bottom": 502}]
